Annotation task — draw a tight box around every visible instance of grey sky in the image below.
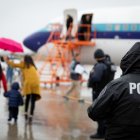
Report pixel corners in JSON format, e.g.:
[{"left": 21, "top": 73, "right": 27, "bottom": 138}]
[{"left": 0, "top": 0, "right": 140, "bottom": 42}]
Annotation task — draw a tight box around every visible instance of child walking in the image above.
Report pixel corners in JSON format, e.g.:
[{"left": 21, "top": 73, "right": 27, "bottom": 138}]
[{"left": 4, "top": 82, "right": 23, "bottom": 123}]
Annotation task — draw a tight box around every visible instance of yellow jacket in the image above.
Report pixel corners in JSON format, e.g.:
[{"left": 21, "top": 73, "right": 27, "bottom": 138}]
[{"left": 7, "top": 60, "right": 41, "bottom": 100}]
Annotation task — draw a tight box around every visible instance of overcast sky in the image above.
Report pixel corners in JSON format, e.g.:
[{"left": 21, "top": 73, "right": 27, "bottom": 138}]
[{"left": 0, "top": 0, "right": 140, "bottom": 42}]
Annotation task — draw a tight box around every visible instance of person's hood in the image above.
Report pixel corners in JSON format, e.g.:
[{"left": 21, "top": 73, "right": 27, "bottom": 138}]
[
  {"left": 120, "top": 42, "right": 140, "bottom": 75},
  {"left": 11, "top": 82, "right": 20, "bottom": 90}
]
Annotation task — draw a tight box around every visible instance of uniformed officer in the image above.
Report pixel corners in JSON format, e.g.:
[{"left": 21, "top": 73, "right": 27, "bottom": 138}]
[{"left": 87, "top": 42, "right": 140, "bottom": 140}]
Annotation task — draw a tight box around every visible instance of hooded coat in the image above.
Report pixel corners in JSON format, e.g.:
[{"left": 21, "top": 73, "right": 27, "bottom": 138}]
[
  {"left": 4, "top": 82, "right": 23, "bottom": 107},
  {"left": 7, "top": 60, "right": 41, "bottom": 100},
  {"left": 87, "top": 42, "right": 140, "bottom": 140}
]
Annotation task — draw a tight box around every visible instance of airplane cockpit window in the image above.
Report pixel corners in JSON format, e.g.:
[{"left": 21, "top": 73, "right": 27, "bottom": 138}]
[{"left": 44, "top": 23, "right": 62, "bottom": 32}]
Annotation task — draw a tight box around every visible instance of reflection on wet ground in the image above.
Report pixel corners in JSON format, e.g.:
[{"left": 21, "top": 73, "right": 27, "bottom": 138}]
[{"left": 0, "top": 85, "right": 104, "bottom": 140}]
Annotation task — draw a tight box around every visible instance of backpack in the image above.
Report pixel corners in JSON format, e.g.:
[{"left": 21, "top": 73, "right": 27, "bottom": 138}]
[
  {"left": 104, "top": 55, "right": 116, "bottom": 83},
  {"left": 87, "top": 66, "right": 95, "bottom": 88},
  {"left": 70, "top": 60, "right": 82, "bottom": 80},
  {"left": 87, "top": 55, "right": 116, "bottom": 88}
]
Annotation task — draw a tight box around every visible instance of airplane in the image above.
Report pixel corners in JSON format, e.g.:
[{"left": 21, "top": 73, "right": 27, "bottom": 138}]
[{"left": 23, "top": 6, "right": 140, "bottom": 65}]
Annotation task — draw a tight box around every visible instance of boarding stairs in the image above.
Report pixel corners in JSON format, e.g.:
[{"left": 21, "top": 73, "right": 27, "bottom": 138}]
[{"left": 36, "top": 24, "right": 96, "bottom": 86}]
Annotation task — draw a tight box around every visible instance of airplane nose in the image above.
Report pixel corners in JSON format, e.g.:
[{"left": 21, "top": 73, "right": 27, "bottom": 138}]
[{"left": 23, "top": 31, "right": 51, "bottom": 52}]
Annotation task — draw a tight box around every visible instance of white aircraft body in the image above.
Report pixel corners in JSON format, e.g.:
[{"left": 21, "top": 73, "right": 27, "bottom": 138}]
[
  {"left": 22, "top": 6, "right": 140, "bottom": 65},
  {"left": 78, "top": 6, "right": 140, "bottom": 65}
]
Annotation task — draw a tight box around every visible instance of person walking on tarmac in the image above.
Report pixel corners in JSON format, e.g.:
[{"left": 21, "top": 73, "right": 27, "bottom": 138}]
[
  {"left": 4, "top": 82, "right": 23, "bottom": 123},
  {"left": 87, "top": 42, "right": 140, "bottom": 140},
  {"left": 87, "top": 49, "right": 115, "bottom": 139},
  {"left": 64, "top": 53, "right": 86, "bottom": 101}
]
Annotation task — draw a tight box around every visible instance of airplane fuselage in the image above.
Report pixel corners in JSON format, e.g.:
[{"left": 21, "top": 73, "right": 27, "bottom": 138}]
[{"left": 23, "top": 6, "right": 140, "bottom": 65}]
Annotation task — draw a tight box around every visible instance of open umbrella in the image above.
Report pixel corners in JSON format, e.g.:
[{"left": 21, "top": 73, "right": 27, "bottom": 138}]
[{"left": 0, "top": 37, "right": 24, "bottom": 53}]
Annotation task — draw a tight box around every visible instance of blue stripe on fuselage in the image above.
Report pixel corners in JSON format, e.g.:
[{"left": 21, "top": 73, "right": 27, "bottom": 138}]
[
  {"left": 91, "top": 23, "right": 140, "bottom": 39},
  {"left": 92, "top": 31, "right": 140, "bottom": 39}
]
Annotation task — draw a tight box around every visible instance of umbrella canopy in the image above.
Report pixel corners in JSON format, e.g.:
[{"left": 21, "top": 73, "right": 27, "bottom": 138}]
[{"left": 0, "top": 37, "right": 24, "bottom": 53}]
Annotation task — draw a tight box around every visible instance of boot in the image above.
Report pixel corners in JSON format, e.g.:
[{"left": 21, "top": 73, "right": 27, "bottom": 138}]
[
  {"left": 28, "top": 115, "right": 33, "bottom": 124},
  {"left": 24, "top": 112, "right": 28, "bottom": 120}
]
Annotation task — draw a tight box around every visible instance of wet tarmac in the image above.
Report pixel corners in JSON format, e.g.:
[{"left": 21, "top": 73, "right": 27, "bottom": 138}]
[{"left": 0, "top": 84, "right": 104, "bottom": 140}]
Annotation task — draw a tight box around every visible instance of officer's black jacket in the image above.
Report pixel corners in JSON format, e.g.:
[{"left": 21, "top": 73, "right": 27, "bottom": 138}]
[{"left": 87, "top": 42, "right": 140, "bottom": 139}]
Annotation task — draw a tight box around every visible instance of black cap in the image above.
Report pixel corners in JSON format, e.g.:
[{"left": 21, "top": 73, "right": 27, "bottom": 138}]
[{"left": 94, "top": 49, "right": 105, "bottom": 58}]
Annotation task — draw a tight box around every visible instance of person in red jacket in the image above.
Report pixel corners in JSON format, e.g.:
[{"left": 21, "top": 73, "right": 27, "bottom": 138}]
[{"left": 0, "top": 63, "right": 7, "bottom": 93}]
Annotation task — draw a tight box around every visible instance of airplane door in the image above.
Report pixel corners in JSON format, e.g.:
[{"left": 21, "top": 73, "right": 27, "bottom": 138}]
[
  {"left": 61, "top": 9, "right": 77, "bottom": 38},
  {"left": 78, "top": 13, "right": 93, "bottom": 41}
]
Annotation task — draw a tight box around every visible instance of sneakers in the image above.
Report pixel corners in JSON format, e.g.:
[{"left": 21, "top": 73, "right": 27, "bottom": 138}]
[
  {"left": 28, "top": 115, "right": 33, "bottom": 124},
  {"left": 24, "top": 113, "right": 33, "bottom": 124},
  {"left": 14, "top": 119, "right": 17, "bottom": 124},
  {"left": 8, "top": 118, "right": 17, "bottom": 124},
  {"left": 24, "top": 112, "right": 28, "bottom": 120},
  {"left": 8, "top": 118, "right": 12, "bottom": 122},
  {"left": 90, "top": 133, "right": 105, "bottom": 139},
  {"left": 28, "top": 118, "right": 32, "bottom": 124}
]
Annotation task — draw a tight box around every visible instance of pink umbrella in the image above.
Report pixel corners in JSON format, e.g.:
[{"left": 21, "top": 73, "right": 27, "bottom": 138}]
[{"left": 0, "top": 37, "right": 24, "bottom": 53}]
